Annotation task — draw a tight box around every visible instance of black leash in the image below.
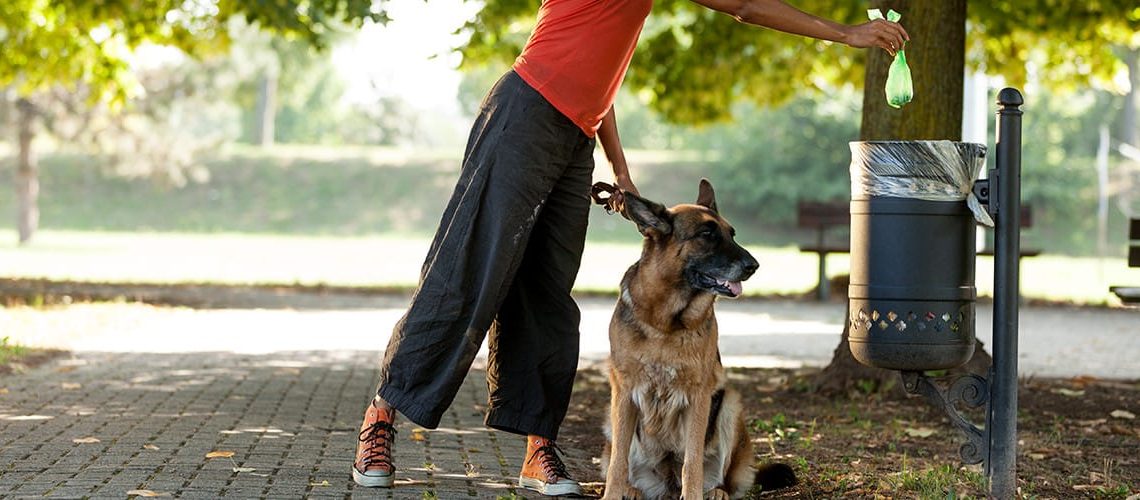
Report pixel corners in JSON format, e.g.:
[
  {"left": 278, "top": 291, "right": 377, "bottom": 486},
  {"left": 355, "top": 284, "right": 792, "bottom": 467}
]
[{"left": 590, "top": 181, "right": 623, "bottom": 215}]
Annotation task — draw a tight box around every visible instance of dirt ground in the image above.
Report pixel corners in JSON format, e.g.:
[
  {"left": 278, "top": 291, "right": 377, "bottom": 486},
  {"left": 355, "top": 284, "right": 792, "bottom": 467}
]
[{"left": 557, "top": 367, "right": 1139, "bottom": 499}]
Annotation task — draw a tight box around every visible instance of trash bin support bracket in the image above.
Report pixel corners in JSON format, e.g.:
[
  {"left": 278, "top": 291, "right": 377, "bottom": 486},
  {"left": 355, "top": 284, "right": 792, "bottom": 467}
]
[
  {"left": 900, "top": 371, "right": 988, "bottom": 465},
  {"left": 972, "top": 178, "right": 991, "bottom": 207}
]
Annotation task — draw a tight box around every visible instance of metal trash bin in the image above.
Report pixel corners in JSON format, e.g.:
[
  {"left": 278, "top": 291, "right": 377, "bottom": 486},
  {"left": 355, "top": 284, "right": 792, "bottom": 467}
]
[{"left": 847, "top": 141, "right": 989, "bottom": 370}]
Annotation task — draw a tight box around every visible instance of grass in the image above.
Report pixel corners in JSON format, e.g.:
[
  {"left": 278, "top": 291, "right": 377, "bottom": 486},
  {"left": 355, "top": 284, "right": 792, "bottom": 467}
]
[
  {"left": 0, "top": 336, "right": 27, "bottom": 365},
  {"left": 885, "top": 460, "right": 987, "bottom": 499},
  {"left": 2, "top": 230, "right": 1137, "bottom": 303},
  {"left": 0, "top": 145, "right": 1137, "bottom": 303},
  {"left": 0, "top": 144, "right": 687, "bottom": 243},
  {"left": 0, "top": 335, "right": 64, "bottom": 375}
]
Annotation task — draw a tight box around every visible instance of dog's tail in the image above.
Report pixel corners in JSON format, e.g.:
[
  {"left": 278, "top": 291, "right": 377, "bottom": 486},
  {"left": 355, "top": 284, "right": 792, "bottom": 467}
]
[{"left": 755, "top": 463, "right": 798, "bottom": 492}]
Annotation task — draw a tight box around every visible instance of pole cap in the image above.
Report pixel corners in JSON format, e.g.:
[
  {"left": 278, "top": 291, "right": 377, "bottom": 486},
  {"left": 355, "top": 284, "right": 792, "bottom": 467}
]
[{"left": 997, "top": 88, "right": 1023, "bottom": 107}]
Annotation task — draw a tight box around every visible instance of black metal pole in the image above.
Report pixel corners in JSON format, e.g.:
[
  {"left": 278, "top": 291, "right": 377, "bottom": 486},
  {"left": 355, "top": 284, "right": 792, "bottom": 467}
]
[{"left": 988, "top": 88, "right": 1023, "bottom": 498}]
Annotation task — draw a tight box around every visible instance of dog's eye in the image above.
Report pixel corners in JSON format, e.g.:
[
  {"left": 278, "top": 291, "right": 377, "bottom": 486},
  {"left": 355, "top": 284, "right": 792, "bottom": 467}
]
[{"left": 699, "top": 228, "right": 717, "bottom": 241}]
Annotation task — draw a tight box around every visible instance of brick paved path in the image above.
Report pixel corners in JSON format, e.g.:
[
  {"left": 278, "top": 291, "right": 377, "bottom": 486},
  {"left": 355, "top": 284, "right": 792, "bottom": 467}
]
[{"left": 0, "top": 351, "right": 598, "bottom": 499}]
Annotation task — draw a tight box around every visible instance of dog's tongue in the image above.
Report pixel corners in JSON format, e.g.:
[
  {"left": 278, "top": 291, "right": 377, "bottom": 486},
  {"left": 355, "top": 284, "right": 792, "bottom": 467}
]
[{"left": 720, "top": 279, "right": 743, "bottom": 297}]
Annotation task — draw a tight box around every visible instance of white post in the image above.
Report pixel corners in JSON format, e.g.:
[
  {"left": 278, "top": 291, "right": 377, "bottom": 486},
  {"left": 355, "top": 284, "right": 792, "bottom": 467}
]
[
  {"left": 963, "top": 72, "right": 990, "bottom": 251},
  {"left": 1097, "top": 126, "right": 1110, "bottom": 258}
]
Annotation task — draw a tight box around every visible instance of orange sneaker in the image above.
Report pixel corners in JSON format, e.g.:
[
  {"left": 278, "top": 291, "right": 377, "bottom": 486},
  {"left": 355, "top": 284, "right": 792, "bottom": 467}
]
[
  {"left": 518, "top": 435, "right": 582, "bottom": 497},
  {"left": 352, "top": 401, "right": 397, "bottom": 487}
]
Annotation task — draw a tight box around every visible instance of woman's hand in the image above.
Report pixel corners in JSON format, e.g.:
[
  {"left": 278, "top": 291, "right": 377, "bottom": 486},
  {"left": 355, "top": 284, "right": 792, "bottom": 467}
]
[
  {"left": 614, "top": 173, "right": 639, "bottom": 197},
  {"left": 843, "top": 19, "right": 909, "bottom": 57}
]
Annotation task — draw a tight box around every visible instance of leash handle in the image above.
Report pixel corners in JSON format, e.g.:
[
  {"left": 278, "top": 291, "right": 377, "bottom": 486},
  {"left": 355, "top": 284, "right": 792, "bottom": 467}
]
[{"left": 590, "top": 181, "right": 623, "bottom": 215}]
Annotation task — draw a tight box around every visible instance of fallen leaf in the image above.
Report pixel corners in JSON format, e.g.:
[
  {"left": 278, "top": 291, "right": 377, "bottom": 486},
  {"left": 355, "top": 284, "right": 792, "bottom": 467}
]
[
  {"left": 410, "top": 429, "right": 427, "bottom": 442},
  {"left": 72, "top": 437, "right": 101, "bottom": 444},
  {"left": 1110, "top": 409, "right": 1135, "bottom": 420},
  {"left": 143, "top": 444, "right": 160, "bottom": 451},
  {"left": 1028, "top": 453, "right": 1046, "bottom": 460},
  {"left": 1053, "top": 388, "right": 1085, "bottom": 397},
  {"left": 1070, "top": 375, "right": 1100, "bottom": 386},
  {"left": 205, "top": 451, "right": 235, "bottom": 458},
  {"left": 232, "top": 467, "right": 256, "bottom": 473},
  {"left": 904, "top": 427, "right": 937, "bottom": 438},
  {"left": 0, "top": 388, "right": 9, "bottom": 394},
  {"left": 61, "top": 383, "right": 81, "bottom": 390},
  {"left": 1110, "top": 424, "right": 1134, "bottom": 436},
  {"left": 309, "top": 480, "right": 330, "bottom": 487},
  {"left": 126, "top": 490, "right": 169, "bottom": 497}
]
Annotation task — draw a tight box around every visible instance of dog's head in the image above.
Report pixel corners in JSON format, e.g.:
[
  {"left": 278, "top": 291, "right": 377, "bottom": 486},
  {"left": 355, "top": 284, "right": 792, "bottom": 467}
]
[{"left": 621, "top": 179, "right": 758, "bottom": 298}]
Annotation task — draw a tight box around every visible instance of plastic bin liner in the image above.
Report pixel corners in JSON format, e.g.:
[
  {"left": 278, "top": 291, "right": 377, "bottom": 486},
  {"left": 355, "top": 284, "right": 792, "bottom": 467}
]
[{"left": 850, "top": 140, "right": 993, "bottom": 226}]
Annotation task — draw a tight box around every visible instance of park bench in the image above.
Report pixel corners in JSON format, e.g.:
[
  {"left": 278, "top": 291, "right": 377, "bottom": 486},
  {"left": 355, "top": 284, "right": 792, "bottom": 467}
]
[
  {"left": 797, "top": 200, "right": 1040, "bottom": 301},
  {"left": 1108, "top": 218, "right": 1140, "bottom": 304}
]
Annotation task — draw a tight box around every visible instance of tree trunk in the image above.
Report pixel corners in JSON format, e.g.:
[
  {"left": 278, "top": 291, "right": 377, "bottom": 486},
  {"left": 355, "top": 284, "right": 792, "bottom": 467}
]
[
  {"left": 815, "top": 0, "right": 992, "bottom": 395},
  {"left": 254, "top": 70, "right": 278, "bottom": 147},
  {"left": 15, "top": 98, "right": 39, "bottom": 246},
  {"left": 860, "top": 0, "right": 966, "bottom": 141}
]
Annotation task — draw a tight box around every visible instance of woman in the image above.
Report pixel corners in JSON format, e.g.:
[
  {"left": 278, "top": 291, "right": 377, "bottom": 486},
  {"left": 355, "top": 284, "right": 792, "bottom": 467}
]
[{"left": 353, "top": 0, "right": 908, "bottom": 495}]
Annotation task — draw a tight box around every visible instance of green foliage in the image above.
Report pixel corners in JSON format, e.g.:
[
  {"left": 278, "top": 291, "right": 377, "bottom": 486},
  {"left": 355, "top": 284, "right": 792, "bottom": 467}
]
[
  {"left": 8, "top": 147, "right": 459, "bottom": 236},
  {"left": 704, "top": 95, "right": 860, "bottom": 226},
  {"left": 0, "top": 336, "right": 28, "bottom": 365},
  {"left": 627, "top": 0, "right": 867, "bottom": 124},
  {"left": 984, "top": 89, "right": 1134, "bottom": 255},
  {"left": 230, "top": 34, "right": 350, "bottom": 144},
  {"left": 969, "top": 1, "right": 1140, "bottom": 93},
  {"left": 885, "top": 460, "right": 986, "bottom": 498},
  {"left": 460, "top": 0, "right": 1139, "bottom": 125},
  {"left": 457, "top": 63, "right": 511, "bottom": 117},
  {"left": 751, "top": 412, "right": 799, "bottom": 443},
  {"left": 0, "top": 0, "right": 389, "bottom": 103}
]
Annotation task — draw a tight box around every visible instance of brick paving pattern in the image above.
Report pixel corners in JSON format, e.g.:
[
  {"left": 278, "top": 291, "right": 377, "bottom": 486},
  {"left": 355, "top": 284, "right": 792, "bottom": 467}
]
[{"left": 0, "top": 351, "right": 594, "bottom": 499}]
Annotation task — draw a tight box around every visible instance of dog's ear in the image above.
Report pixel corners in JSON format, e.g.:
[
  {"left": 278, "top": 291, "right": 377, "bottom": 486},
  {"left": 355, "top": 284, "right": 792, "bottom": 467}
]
[
  {"left": 696, "top": 178, "right": 718, "bottom": 213},
  {"left": 622, "top": 192, "right": 672, "bottom": 237}
]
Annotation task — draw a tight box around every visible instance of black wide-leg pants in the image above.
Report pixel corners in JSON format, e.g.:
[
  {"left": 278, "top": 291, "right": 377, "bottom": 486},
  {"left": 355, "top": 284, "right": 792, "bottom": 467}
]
[{"left": 376, "top": 70, "right": 595, "bottom": 440}]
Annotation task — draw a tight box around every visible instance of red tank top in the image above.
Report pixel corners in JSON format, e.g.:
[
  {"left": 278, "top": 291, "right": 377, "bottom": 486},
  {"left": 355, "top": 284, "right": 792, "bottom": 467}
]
[{"left": 512, "top": 0, "right": 654, "bottom": 137}]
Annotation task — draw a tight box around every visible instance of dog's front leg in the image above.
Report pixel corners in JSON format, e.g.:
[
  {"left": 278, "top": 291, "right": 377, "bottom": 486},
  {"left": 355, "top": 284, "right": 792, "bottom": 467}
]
[
  {"left": 681, "top": 390, "right": 711, "bottom": 499},
  {"left": 603, "top": 378, "right": 639, "bottom": 500}
]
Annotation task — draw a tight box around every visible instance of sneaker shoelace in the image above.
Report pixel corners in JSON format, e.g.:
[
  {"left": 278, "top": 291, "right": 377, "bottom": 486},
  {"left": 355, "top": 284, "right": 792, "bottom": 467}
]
[
  {"left": 527, "top": 441, "right": 571, "bottom": 482},
  {"left": 358, "top": 418, "right": 397, "bottom": 471}
]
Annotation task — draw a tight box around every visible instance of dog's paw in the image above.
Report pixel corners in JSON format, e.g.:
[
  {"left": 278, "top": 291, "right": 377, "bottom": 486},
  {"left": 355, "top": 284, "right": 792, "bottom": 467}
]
[
  {"left": 703, "top": 487, "right": 730, "bottom": 500},
  {"left": 601, "top": 485, "right": 641, "bottom": 500}
]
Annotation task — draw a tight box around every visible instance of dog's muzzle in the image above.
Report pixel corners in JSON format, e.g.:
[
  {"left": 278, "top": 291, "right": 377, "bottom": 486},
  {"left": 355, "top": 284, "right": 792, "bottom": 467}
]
[{"left": 695, "top": 272, "right": 745, "bottom": 298}]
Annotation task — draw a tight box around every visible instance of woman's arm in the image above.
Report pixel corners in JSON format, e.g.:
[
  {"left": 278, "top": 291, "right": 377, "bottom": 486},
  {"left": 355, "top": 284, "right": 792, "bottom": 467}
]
[
  {"left": 597, "top": 106, "right": 639, "bottom": 196},
  {"left": 688, "top": 0, "right": 909, "bottom": 55}
]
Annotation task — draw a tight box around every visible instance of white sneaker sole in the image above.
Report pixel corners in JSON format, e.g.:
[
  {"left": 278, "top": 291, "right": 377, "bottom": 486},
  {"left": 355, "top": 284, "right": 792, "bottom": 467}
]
[
  {"left": 518, "top": 475, "right": 582, "bottom": 497},
  {"left": 353, "top": 467, "right": 394, "bottom": 488}
]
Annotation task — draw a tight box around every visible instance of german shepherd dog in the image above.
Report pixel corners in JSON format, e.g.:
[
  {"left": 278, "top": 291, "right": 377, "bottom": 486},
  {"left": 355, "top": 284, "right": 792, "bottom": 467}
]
[{"left": 601, "top": 180, "right": 796, "bottom": 499}]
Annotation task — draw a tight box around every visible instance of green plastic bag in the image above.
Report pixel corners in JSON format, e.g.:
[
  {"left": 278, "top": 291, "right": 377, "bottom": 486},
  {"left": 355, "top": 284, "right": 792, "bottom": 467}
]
[{"left": 868, "top": 9, "right": 913, "bottom": 108}]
